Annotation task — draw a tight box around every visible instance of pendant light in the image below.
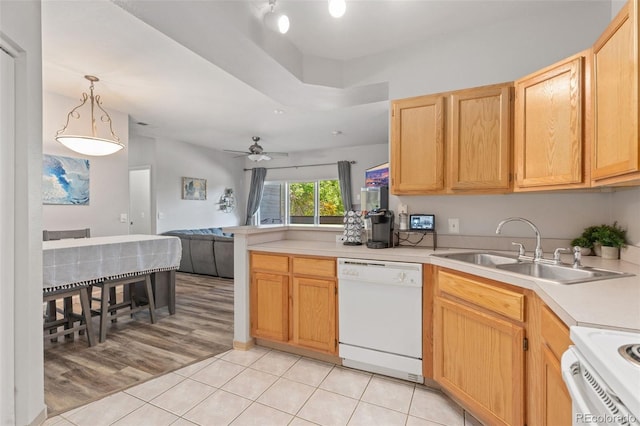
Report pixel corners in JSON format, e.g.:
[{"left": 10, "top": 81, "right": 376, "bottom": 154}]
[
  {"left": 55, "top": 75, "right": 125, "bottom": 156},
  {"left": 328, "top": 0, "right": 346, "bottom": 18}
]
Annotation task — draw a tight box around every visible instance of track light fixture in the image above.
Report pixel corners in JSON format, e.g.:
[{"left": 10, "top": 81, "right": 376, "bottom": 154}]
[
  {"left": 328, "top": 0, "right": 346, "bottom": 18},
  {"left": 264, "top": 0, "right": 289, "bottom": 34}
]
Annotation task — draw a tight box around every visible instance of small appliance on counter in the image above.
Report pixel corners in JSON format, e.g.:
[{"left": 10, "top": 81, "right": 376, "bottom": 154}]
[{"left": 366, "top": 209, "right": 394, "bottom": 249}]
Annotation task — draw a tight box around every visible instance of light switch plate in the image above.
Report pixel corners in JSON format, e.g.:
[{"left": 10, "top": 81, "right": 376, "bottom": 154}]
[{"left": 448, "top": 218, "right": 460, "bottom": 234}]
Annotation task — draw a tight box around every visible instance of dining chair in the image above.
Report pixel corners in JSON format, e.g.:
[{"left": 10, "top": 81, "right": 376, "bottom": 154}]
[
  {"left": 97, "top": 274, "right": 157, "bottom": 343},
  {"left": 43, "top": 227, "right": 92, "bottom": 344}
]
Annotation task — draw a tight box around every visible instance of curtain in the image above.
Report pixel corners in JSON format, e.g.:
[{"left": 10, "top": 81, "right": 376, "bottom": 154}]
[
  {"left": 337, "top": 160, "right": 353, "bottom": 211},
  {"left": 245, "top": 167, "right": 267, "bottom": 225}
]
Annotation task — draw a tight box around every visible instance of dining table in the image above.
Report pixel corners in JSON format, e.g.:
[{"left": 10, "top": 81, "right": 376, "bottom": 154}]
[{"left": 43, "top": 234, "right": 182, "bottom": 314}]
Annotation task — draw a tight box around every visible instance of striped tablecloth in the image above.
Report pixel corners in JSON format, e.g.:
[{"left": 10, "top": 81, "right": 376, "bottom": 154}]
[{"left": 43, "top": 234, "right": 182, "bottom": 293}]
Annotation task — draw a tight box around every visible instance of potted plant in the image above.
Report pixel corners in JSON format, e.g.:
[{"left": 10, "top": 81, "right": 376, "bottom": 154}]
[{"left": 593, "top": 222, "right": 627, "bottom": 259}]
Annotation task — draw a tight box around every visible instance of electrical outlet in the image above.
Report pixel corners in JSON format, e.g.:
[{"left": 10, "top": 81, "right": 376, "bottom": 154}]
[
  {"left": 448, "top": 218, "right": 460, "bottom": 234},
  {"left": 120, "top": 213, "right": 128, "bottom": 223}
]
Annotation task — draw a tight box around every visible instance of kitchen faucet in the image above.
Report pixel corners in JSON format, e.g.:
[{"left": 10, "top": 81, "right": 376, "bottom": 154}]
[{"left": 495, "top": 217, "right": 543, "bottom": 261}]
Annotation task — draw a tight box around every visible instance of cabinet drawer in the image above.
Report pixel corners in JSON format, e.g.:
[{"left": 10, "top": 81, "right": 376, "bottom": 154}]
[
  {"left": 251, "top": 252, "right": 289, "bottom": 273},
  {"left": 541, "top": 304, "right": 571, "bottom": 360},
  {"left": 292, "top": 256, "right": 335, "bottom": 278},
  {"left": 438, "top": 270, "right": 524, "bottom": 322}
]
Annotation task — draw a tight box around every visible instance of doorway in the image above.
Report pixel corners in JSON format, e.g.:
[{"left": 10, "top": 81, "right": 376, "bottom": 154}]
[
  {"left": 0, "top": 45, "right": 16, "bottom": 423},
  {"left": 129, "top": 167, "right": 151, "bottom": 234}
]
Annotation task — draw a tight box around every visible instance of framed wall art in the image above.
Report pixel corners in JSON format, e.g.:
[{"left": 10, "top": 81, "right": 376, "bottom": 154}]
[
  {"left": 42, "top": 154, "right": 90, "bottom": 205},
  {"left": 182, "top": 177, "right": 207, "bottom": 200},
  {"left": 365, "top": 162, "right": 389, "bottom": 187}
]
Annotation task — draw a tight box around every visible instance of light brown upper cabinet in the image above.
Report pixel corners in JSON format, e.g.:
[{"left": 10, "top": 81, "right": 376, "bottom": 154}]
[
  {"left": 514, "top": 51, "right": 591, "bottom": 191},
  {"left": 391, "top": 83, "right": 513, "bottom": 195},
  {"left": 591, "top": 0, "right": 640, "bottom": 186},
  {"left": 391, "top": 95, "right": 445, "bottom": 194},
  {"left": 449, "top": 83, "right": 513, "bottom": 192}
]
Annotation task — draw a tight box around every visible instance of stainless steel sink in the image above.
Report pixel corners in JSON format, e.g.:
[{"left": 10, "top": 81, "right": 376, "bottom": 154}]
[
  {"left": 433, "top": 251, "right": 634, "bottom": 284},
  {"left": 435, "top": 251, "right": 520, "bottom": 266},
  {"left": 495, "top": 262, "right": 632, "bottom": 284}
]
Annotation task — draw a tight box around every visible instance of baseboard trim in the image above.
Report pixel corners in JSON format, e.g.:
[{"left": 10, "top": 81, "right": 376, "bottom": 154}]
[
  {"left": 233, "top": 339, "right": 255, "bottom": 351},
  {"left": 255, "top": 338, "right": 341, "bottom": 365}
]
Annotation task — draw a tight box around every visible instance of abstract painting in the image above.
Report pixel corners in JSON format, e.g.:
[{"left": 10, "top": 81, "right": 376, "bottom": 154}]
[
  {"left": 42, "top": 154, "right": 90, "bottom": 205},
  {"left": 182, "top": 177, "right": 207, "bottom": 200}
]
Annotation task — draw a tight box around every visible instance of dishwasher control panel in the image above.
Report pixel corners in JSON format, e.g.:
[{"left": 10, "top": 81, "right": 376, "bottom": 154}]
[{"left": 338, "top": 258, "right": 422, "bottom": 287}]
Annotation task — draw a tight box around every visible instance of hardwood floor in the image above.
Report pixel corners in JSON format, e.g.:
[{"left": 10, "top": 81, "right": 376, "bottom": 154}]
[{"left": 44, "top": 273, "right": 234, "bottom": 416}]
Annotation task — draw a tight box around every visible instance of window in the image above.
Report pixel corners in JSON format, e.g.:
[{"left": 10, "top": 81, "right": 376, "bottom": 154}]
[{"left": 258, "top": 179, "right": 344, "bottom": 225}]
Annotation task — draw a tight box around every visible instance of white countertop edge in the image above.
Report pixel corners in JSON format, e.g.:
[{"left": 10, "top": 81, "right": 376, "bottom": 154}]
[{"left": 247, "top": 241, "right": 640, "bottom": 332}]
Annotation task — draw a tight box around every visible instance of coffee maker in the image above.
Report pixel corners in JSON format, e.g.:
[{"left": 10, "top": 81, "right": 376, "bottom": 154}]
[{"left": 366, "top": 209, "right": 394, "bottom": 249}]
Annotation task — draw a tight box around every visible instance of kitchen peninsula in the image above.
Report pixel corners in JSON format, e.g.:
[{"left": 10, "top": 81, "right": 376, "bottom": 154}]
[{"left": 229, "top": 225, "right": 640, "bottom": 345}]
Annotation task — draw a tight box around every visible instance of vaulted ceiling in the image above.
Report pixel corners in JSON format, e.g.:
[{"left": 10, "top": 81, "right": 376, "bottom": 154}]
[{"left": 41, "top": 0, "right": 609, "bottom": 155}]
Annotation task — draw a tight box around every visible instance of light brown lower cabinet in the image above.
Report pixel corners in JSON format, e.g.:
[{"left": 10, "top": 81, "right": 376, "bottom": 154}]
[
  {"left": 291, "top": 276, "right": 336, "bottom": 353},
  {"left": 433, "top": 268, "right": 526, "bottom": 426},
  {"left": 250, "top": 271, "right": 289, "bottom": 342},
  {"left": 539, "top": 304, "right": 572, "bottom": 425},
  {"left": 250, "top": 252, "right": 338, "bottom": 356}
]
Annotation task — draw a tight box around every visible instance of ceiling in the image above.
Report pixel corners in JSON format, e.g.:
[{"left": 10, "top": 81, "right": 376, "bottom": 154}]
[{"left": 41, "top": 0, "right": 590, "bottom": 155}]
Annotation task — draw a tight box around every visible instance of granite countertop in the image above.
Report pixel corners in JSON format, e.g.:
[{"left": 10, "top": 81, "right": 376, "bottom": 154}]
[{"left": 248, "top": 240, "right": 640, "bottom": 332}]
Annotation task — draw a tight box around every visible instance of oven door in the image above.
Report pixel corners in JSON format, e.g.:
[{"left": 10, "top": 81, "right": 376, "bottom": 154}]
[{"left": 561, "top": 347, "right": 636, "bottom": 426}]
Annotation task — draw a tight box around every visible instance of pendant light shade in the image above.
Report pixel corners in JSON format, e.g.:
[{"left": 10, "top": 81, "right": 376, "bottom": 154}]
[
  {"left": 55, "top": 75, "right": 124, "bottom": 156},
  {"left": 328, "top": 0, "right": 346, "bottom": 18}
]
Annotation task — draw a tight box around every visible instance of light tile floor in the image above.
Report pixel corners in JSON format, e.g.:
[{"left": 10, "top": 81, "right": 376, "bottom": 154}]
[{"left": 43, "top": 347, "right": 484, "bottom": 426}]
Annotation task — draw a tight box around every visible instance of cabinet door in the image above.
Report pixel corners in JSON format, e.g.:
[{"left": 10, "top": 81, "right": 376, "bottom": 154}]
[
  {"left": 449, "top": 84, "right": 512, "bottom": 191},
  {"left": 514, "top": 54, "right": 587, "bottom": 190},
  {"left": 250, "top": 272, "right": 289, "bottom": 342},
  {"left": 434, "top": 297, "right": 525, "bottom": 426},
  {"left": 292, "top": 276, "right": 336, "bottom": 354},
  {"left": 391, "top": 95, "right": 445, "bottom": 194},
  {"left": 592, "top": 0, "right": 640, "bottom": 184},
  {"left": 541, "top": 346, "right": 572, "bottom": 426},
  {"left": 540, "top": 305, "right": 572, "bottom": 425}
]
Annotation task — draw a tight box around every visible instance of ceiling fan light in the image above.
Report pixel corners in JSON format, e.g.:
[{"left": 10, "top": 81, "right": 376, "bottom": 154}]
[
  {"left": 248, "top": 153, "right": 270, "bottom": 162},
  {"left": 328, "top": 0, "right": 346, "bottom": 18}
]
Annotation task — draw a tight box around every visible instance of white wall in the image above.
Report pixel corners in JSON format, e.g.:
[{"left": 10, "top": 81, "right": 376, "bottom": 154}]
[
  {"left": 393, "top": 191, "right": 613, "bottom": 241},
  {"left": 42, "top": 91, "right": 130, "bottom": 237},
  {"left": 0, "top": 1, "right": 46, "bottom": 424},
  {"left": 344, "top": 2, "right": 611, "bottom": 98},
  {"left": 611, "top": 188, "right": 640, "bottom": 245},
  {"left": 152, "top": 138, "right": 245, "bottom": 233}
]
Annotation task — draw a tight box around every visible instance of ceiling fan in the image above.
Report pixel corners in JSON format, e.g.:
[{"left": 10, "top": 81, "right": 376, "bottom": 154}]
[{"left": 224, "top": 136, "right": 288, "bottom": 162}]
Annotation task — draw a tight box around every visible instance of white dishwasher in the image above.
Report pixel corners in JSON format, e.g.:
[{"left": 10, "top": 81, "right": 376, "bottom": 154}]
[{"left": 338, "top": 258, "right": 423, "bottom": 383}]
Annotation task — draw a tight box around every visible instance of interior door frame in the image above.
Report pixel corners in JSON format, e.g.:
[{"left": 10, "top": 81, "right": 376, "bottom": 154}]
[
  {"left": 129, "top": 165, "right": 153, "bottom": 234},
  {"left": 0, "top": 42, "right": 16, "bottom": 426}
]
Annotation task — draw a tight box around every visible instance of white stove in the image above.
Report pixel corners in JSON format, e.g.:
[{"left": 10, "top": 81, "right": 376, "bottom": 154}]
[{"left": 562, "top": 326, "right": 640, "bottom": 425}]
